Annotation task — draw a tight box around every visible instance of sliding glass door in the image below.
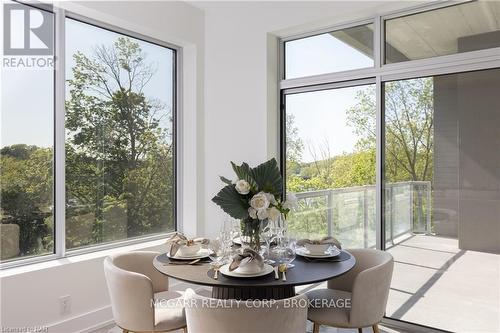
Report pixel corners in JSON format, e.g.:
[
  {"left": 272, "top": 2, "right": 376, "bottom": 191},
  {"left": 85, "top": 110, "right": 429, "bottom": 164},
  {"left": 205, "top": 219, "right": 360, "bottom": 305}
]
[
  {"left": 284, "top": 83, "right": 376, "bottom": 248},
  {"left": 383, "top": 69, "right": 500, "bottom": 332}
]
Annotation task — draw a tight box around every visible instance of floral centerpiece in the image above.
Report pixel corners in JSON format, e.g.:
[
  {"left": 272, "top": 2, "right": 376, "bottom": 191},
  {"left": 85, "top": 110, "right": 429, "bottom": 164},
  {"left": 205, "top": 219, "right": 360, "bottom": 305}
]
[{"left": 212, "top": 158, "right": 297, "bottom": 250}]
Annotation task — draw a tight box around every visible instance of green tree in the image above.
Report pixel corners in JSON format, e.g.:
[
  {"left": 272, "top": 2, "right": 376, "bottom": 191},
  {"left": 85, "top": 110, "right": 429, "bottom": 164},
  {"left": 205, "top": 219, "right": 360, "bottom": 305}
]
[
  {"left": 347, "top": 78, "right": 433, "bottom": 183},
  {"left": 285, "top": 113, "right": 304, "bottom": 177},
  {"left": 65, "top": 37, "right": 174, "bottom": 246},
  {"left": 347, "top": 78, "right": 434, "bottom": 230},
  {"left": 0, "top": 145, "right": 53, "bottom": 256}
]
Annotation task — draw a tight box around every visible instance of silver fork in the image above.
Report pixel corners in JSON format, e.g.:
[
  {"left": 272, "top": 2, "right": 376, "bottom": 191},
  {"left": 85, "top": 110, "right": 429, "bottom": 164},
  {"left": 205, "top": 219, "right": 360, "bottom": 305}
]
[{"left": 279, "top": 264, "right": 287, "bottom": 282}]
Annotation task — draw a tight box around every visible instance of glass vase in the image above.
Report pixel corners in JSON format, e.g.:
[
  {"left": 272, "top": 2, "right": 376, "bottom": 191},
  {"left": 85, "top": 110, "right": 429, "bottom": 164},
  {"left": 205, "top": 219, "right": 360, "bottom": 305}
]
[{"left": 240, "top": 217, "right": 263, "bottom": 251}]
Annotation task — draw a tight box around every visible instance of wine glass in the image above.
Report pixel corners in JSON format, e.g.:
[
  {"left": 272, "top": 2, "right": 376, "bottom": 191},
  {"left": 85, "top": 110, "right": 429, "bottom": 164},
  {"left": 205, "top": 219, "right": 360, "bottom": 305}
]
[
  {"left": 260, "top": 224, "right": 274, "bottom": 263},
  {"left": 279, "top": 237, "right": 297, "bottom": 268},
  {"left": 208, "top": 238, "right": 225, "bottom": 279}
]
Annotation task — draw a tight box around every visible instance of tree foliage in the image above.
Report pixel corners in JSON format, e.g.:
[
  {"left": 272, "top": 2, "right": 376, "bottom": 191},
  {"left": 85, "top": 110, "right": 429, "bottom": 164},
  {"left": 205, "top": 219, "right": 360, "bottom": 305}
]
[
  {"left": 65, "top": 37, "right": 174, "bottom": 246},
  {"left": 0, "top": 37, "right": 175, "bottom": 259},
  {"left": 285, "top": 79, "right": 434, "bottom": 241}
]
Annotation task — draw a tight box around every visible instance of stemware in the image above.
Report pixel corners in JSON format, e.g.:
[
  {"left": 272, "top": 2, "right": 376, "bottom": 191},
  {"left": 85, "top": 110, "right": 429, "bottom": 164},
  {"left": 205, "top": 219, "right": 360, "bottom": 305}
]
[
  {"left": 208, "top": 238, "right": 226, "bottom": 279},
  {"left": 260, "top": 224, "right": 274, "bottom": 262},
  {"left": 278, "top": 237, "right": 297, "bottom": 269}
]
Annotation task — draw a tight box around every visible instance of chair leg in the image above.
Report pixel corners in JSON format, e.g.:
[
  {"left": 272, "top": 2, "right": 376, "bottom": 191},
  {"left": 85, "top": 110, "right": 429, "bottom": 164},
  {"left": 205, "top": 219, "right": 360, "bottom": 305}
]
[
  {"left": 312, "top": 321, "right": 320, "bottom": 333},
  {"left": 372, "top": 323, "right": 380, "bottom": 333}
]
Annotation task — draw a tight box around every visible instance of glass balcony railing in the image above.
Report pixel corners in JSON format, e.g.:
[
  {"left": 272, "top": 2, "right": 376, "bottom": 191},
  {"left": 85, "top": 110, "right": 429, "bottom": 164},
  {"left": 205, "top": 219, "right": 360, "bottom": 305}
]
[{"left": 287, "top": 181, "right": 431, "bottom": 248}]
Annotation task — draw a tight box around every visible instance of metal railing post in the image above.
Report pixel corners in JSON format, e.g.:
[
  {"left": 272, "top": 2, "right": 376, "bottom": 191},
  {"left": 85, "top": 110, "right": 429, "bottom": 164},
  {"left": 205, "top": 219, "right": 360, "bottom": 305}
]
[
  {"left": 409, "top": 182, "right": 414, "bottom": 233},
  {"left": 326, "top": 190, "right": 333, "bottom": 237},
  {"left": 363, "top": 187, "right": 369, "bottom": 248},
  {"left": 426, "top": 181, "right": 431, "bottom": 234},
  {"left": 390, "top": 185, "right": 394, "bottom": 244}
]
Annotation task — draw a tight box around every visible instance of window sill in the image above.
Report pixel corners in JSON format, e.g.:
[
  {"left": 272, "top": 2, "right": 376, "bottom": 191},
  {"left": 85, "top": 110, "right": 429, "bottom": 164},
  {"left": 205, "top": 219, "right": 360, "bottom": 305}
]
[{"left": 0, "top": 237, "right": 168, "bottom": 278}]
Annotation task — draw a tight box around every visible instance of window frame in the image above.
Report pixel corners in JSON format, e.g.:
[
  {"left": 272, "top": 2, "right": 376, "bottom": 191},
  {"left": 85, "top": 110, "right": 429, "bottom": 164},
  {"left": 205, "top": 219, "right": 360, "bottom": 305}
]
[
  {"left": 279, "top": 0, "right": 500, "bottom": 250},
  {"left": 279, "top": 1, "right": 500, "bottom": 330},
  {"left": 1, "top": 3, "right": 181, "bottom": 269}
]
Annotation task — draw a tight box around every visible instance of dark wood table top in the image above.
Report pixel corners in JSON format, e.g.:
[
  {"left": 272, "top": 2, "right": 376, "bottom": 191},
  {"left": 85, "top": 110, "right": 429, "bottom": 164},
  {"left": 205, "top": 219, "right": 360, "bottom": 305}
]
[{"left": 153, "top": 250, "right": 356, "bottom": 288}]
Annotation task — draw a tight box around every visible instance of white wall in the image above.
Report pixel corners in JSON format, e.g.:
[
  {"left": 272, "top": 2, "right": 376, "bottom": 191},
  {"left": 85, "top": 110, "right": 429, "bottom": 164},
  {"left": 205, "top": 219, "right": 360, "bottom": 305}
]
[
  {"left": 0, "top": 1, "right": 204, "bottom": 332},
  {"left": 199, "top": 1, "right": 423, "bottom": 237}
]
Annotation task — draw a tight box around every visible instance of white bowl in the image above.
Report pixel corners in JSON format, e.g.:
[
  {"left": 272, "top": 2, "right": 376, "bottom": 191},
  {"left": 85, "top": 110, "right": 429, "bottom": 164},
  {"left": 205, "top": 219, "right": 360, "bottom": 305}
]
[
  {"left": 304, "top": 243, "right": 331, "bottom": 255},
  {"left": 234, "top": 260, "right": 264, "bottom": 274},
  {"left": 176, "top": 243, "right": 201, "bottom": 257}
]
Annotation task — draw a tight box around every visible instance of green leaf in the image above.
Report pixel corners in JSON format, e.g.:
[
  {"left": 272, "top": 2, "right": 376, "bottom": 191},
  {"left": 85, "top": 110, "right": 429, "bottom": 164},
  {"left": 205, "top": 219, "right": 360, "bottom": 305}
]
[
  {"left": 219, "top": 176, "right": 233, "bottom": 185},
  {"left": 250, "top": 158, "right": 283, "bottom": 197},
  {"left": 230, "top": 161, "right": 258, "bottom": 191},
  {"left": 212, "top": 184, "right": 249, "bottom": 219}
]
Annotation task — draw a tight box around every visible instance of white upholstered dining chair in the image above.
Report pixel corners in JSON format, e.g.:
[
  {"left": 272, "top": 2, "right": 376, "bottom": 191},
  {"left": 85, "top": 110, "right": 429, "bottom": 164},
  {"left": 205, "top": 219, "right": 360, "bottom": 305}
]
[
  {"left": 184, "top": 288, "right": 308, "bottom": 333},
  {"left": 104, "top": 251, "right": 187, "bottom": 333},
  {"left": 306, "top": 249, "right": 394, "bottom": 333}
]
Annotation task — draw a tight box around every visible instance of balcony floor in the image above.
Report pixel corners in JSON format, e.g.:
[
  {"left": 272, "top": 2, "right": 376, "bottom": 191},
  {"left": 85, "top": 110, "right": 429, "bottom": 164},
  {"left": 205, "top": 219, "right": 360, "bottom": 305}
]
[{"left": 386, "top": 234, "right": 500, "bottom": 333}]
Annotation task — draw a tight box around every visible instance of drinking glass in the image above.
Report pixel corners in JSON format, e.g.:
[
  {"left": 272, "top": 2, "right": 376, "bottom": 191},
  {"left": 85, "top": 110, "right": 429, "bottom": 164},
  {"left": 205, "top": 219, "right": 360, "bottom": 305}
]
[
  {"left": 260, "top": 224, "right": 275, "bottom": 263},
  {"left": 208, "top": 239, "right": 226, "bottom": 267},
  {"left": 279, "top": 237, "right": 297, "bottom": 268}
]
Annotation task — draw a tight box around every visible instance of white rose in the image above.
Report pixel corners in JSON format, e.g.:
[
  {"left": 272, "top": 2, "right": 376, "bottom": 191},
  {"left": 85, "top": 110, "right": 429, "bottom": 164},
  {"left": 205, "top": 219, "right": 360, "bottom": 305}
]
[
  {"left": 248, "top": 207, "right": 257, "bottom": 219},
  {"left": 268, "top": 207, "right": 281, "bottom": 222},
  {"left": 257, "top": 208, "right": 269, "bottom": 220},
  {"left": 249, "top": 192, "right": 270, "bottom": 211},
  {"left": 265, "top": 193, "right": 277, "bottom": 205},
  {"left": 283, "top": 192, "right": 298, "bottom": 210},
  {"left": 235, "top": 179, "right": 251, "bottom": 195}
]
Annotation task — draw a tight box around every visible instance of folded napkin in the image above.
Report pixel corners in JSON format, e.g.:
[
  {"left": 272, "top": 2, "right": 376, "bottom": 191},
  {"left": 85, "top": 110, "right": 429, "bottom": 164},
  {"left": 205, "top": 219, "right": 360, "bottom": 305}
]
[
  {"left": 229, "top": 248, "right": 264, "bottom": 272},
  {"left": 297, "top": 236, "right": 342, "bottom": 249},
  {"left": 166, "top": 233, "right": 209, "bottom": 256}
]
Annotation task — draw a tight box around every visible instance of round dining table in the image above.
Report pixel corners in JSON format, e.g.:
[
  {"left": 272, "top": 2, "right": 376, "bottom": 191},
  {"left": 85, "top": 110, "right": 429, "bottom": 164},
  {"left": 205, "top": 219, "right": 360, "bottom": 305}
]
[{"left": 153, "top": 250, "right": 356, "bottom": 300}]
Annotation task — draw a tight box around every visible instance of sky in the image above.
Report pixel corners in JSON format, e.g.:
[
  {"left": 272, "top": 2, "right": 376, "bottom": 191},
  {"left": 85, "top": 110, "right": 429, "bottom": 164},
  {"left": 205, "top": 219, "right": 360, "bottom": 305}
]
[
  {"left": 1, "top": 15, "right": 174, "bottom": 148},
  {"left": 285, "top": 32, "right": 374, "bottom": 162},
  {"left": 1, "top": 17, "right": 372, "bottom": 164}
]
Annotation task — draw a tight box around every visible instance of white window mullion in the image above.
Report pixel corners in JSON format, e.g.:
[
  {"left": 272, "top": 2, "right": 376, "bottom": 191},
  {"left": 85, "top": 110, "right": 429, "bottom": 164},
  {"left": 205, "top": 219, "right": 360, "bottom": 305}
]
[{"left": 54, "top": 7, "right": 66, "bottom": 258}]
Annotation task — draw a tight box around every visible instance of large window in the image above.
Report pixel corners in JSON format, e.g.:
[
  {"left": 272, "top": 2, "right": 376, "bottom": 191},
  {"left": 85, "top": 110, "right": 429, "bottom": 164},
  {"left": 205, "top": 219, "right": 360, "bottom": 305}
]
[
  {"left": 0, "top": 6, "right": 178, "bottom": 266},
  {"left": 281, "top": 2, "right": 500, "bottom": 332},
  {"left": 383, "top": 69, "right": 500, "bottom": 332},
  {"left": 1, "top": 3, "right": 55, "bottom": 262},
  {"left": 65, "top": 19, "right": 176, "bottom": 250},
  {"left": 284, "top": 84, "right": 376, "bottom": 248}
]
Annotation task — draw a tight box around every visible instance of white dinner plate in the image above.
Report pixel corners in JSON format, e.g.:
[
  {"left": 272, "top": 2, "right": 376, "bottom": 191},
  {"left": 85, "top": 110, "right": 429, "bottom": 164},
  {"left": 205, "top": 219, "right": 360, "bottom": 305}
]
[
  {"left": 296, "top": 247, "right": 341, "bottom": 258},
  {"left": 219, "top": 263, "right": 274, "bottom": 278},
  {"left": 232, "top": 236, "right": 265, "bottom": 245},
  {"left": 167, "top": 248, "right": 212, "bottom": 260}
]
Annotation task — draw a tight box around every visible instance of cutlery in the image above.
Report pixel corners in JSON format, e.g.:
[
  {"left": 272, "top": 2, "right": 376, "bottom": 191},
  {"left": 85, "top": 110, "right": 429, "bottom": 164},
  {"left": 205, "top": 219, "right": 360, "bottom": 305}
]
[
  {"left": 274, "top": 265, "right": 279, "bottom": 280},
  {"left": 213, "top": 267, "right": 220, "bottom": 280},
  {"left": 167, "top": 258, "right": 201, "bottom": 265},
  {"left": 278, "top": 264, "right": 287, "bottom": 282}
]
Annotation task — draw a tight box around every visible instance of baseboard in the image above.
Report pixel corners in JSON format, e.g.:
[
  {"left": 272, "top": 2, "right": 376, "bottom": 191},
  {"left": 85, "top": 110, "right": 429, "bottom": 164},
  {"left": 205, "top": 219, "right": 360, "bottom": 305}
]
[{"left": 47, "top": 305, "right": 113, "bottom": 333}]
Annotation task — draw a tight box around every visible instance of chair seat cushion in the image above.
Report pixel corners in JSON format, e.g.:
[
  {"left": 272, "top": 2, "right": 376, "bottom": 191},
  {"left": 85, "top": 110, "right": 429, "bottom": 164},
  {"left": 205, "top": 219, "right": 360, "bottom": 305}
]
[
  {"left": 306, "top": 289, "right": 352, "bottom": 327},
  {"left": 154, "top": 290, "right": 186, "bottom": 331}
]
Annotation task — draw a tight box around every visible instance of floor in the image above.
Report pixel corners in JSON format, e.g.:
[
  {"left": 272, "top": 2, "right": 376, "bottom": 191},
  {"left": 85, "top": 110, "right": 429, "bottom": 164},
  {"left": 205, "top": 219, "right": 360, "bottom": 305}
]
[{"left": 386, "top": 235, "right": 500, "bottom": 333}]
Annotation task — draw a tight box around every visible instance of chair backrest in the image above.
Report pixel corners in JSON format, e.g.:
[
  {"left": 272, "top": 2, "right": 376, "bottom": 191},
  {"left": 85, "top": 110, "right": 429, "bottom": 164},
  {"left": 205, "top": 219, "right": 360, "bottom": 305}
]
[
  {"left": 328, "top": 249, "right": 393, "bottom": 328},
  {"left": 103, "top": 251, "right": 168, "bottom": 331},
  {"left": 184, "top": 289, "right": 308, "bottom": 333}
]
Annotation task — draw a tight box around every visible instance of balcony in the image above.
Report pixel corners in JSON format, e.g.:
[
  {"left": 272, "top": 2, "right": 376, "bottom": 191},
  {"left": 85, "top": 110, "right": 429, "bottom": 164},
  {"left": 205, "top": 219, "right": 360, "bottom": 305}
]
[{"left": 289, "top": 182, "right": 500, "bottom": 332}]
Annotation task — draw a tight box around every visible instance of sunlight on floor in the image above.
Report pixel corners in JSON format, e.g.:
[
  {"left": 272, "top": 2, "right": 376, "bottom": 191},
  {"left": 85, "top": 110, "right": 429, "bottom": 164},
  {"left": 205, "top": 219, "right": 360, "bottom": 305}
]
[{"left": 386, "top": 235, "right": 500, "bottom": 333}]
